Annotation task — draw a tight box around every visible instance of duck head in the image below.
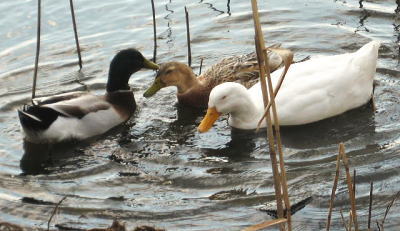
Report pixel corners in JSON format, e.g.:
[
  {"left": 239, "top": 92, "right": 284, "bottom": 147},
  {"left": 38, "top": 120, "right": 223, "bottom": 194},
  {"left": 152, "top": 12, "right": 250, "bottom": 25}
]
[
  {"left": 198, "top": 82, "right": 251, "bottom": 133},
  {"left": 107, "top": 48, "right": 159, "bottom": 92},
  {"left": 143, "top": 62, "right": 196, "bottom": 97}
]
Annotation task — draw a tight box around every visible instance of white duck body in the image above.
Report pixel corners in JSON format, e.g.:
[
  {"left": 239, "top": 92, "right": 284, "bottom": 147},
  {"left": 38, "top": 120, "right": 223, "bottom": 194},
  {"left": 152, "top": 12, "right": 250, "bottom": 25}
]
[{"left": 210, "top": 41, "right": 380, "bottom": 130}]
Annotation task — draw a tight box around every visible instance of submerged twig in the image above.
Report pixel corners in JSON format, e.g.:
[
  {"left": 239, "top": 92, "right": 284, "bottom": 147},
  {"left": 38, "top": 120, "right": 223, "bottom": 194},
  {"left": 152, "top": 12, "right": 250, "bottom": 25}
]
[
  {"left": 184, "top": 6, "right": 191, "bottom": 67},
  {"left": 151, "top": 0, "right": 157, "bottom": 62},
  {"left": 199, "top": 58, "right": 203, "bottom": 75},
  {"left": 368, "top": 182, "right": 373, "bottom": 230},
  {"left": 32, "top": 0, "right": 42, "bottom": 101},
  {"left": 47, "top": 196, "right": 67, "bottom": 231},
  {"left": 69, "top": 0, "right": 82, "bottom": 70}
]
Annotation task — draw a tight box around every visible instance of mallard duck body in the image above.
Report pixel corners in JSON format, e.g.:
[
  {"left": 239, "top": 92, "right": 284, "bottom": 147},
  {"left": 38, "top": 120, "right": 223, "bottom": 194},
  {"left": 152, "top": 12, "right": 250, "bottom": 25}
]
[
  {"left": 198, "top": 41, "right": 380, "bottom": 132},
  {"left": 143, "top": 46, "right": 286, "bottom": 108},
  {"left": 18, "top": 49, "right": 158, "bottom": 143}
]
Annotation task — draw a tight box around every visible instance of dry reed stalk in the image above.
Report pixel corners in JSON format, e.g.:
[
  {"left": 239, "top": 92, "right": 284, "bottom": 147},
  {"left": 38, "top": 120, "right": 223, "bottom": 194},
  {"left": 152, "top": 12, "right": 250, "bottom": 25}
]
[
  {"left": 254, "top": 33, "right": 285, "bottom": 230},
  {"left": 69, "top": 0, "right": 82, "bottom": 70},
  {"left": 348, "top": 210, "right": 353, "bottom": 231},
  {"left": 264, "top": 48, "right": 292, "bottom": 231},
  {"left": 340, "top": 209, "right": 349, "bottom": 231},
  {"left": 47, "top": 196, "right": 67, "bottom": 231},
  {"left": 184, "top": 6, "right": 192, "bottom": 67},
  {"left": 250, "top": 0, "right": 291, "bottom": 230},
  {"left": 263, "top": 47, "right": 292, "bottom": 229},
  {"left": 368, "top": 182, "right": 373, "bottom": 230},
  {"left": 242, "top": 218, "right": 287, "bottom": 231},
  {"left": 255, "top": 47, "right": 293, "bottom": 131},
  {"left": 32, "top": 0, "right": 42, "bottom": 101},
  {"left": 326, "top": 148, "right": 342, "bottom": 231},
  {"left": 340, "top": 143, "right": 359, "bottom": 231},
  {"left": 151, "top": 0, "right": 157, "bottom": 62}
]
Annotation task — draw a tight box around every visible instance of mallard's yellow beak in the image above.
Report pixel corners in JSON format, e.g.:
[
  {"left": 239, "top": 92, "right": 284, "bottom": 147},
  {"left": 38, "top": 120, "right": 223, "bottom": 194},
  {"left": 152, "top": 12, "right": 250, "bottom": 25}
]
[
  {"left": 198, "top": 107, "right": 221, "bottom": 133},
  {"left": 143, "top": 58, "right": 159, "bottom": 70},
  {"left": 143, "top": 77, "right": 164, "bottom": 97}
]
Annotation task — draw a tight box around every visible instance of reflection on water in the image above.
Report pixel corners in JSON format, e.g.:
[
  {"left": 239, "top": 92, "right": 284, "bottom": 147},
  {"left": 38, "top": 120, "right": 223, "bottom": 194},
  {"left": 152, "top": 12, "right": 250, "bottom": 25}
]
[{"left": 0, "top": 0, "right": 400, "bottom": 230}]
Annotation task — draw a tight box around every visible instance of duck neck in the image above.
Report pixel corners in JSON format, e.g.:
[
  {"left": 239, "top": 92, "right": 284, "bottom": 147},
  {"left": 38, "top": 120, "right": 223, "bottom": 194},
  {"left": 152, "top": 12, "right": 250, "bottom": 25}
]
[
  {"left": 176, "top": 71, "right": 202, "bottom": 94},
  {"left": 107, "top": 66, "right": 132, "bottom": 92},
  {"left": 228, "top": 95, "right": 259, "bottom": 129}
]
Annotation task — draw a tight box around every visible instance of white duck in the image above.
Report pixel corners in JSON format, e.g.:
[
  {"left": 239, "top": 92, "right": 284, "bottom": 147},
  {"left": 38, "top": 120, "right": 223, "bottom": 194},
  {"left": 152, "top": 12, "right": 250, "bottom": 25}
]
[
  {"left": 18, "top": 49, "right": 159, "bottom": 143},
  {"left": 198, "top": 41, "right": 380, "bottom": 132}
]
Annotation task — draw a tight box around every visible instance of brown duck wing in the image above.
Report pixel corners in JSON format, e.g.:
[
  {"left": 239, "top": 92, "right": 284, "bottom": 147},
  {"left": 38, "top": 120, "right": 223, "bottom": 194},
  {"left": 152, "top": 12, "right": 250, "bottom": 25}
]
[{"left": 202, "top": 46, "right": 285, "bottom": 89}]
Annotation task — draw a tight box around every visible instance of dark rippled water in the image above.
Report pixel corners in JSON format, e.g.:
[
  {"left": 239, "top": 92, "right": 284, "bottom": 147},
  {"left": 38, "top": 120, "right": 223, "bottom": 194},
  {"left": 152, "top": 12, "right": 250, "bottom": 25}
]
[{"left": 0, "top": 0, "right": 399, "bottom": 230}]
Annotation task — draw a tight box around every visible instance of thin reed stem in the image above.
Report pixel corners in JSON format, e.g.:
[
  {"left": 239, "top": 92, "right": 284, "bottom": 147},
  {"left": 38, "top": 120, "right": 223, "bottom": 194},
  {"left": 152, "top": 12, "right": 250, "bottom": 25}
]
[
  {"left": 184, "top": 6, "right": 192, "bottom": 67},
  {"left": 251, "top": 0, "right": 287, "bottom": 230},
  {"left": 32, "top": 0, "right": 41, "bottom": 101},
  {"left": 368, "top": 182, "right": 373, "bottom": 230},
  {"left": 151, "top": 0, "right": 157, "bottom": 62},
  {"left": 69, "top": 0, "right": 82, "bottom": 70}
]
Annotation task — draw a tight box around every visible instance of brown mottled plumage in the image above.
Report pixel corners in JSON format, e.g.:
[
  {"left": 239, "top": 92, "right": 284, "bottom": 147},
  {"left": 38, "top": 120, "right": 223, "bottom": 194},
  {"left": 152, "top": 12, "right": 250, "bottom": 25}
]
[{"left": 143, "top": 45, "right": 286, "bottom": 108}]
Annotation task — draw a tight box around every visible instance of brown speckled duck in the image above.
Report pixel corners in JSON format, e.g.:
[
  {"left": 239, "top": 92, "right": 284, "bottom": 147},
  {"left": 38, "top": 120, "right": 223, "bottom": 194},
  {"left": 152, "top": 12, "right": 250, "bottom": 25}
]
[{"left": 143, "top": 45, "right": 288, "bottom": 108}]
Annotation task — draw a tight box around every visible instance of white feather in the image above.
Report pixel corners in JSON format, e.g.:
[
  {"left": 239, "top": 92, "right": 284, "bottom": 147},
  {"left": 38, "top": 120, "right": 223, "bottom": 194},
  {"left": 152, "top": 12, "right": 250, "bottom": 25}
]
[{"left": 208, "top": 41, "right": 380, "bottom": 130}]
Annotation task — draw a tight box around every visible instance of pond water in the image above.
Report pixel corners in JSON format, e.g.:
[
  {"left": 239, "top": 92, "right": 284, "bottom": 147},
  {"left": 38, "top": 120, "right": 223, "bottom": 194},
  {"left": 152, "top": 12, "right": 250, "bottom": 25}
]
[{"left": 0, "top": 0, "right": 399, "bottom": 230}]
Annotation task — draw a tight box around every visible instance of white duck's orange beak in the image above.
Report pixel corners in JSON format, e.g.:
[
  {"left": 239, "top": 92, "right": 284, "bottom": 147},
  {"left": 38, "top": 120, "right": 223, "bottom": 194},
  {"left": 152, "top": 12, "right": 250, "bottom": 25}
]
[{"left": 198, "top": 107, "right": 221, "bottom": 133}]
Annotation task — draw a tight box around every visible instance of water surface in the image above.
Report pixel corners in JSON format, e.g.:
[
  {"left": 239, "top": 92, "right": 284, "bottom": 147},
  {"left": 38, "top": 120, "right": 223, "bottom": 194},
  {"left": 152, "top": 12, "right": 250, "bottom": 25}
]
[{"left": 0, "top": 0, "right": 399, "bottom": 230}]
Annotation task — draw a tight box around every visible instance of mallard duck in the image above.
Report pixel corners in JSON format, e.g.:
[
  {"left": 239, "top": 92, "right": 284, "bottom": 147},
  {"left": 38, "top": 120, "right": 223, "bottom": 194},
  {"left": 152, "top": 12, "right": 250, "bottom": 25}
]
[
  {"left": 198, "top": 41, "right": 380, "bottom": 132},
  {"left": 143, "top": 45, "right": 287, "bottom": 108},
  {"left": 18, "top": 49, "right": 159, "bottom": 143}
]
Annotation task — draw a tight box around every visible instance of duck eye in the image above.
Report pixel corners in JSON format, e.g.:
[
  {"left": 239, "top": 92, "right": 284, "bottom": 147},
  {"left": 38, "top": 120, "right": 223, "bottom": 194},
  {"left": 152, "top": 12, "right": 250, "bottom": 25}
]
[
  {"left": 165, "top": 69, "right": 173, "bottom": 74},
  {"left": 222, "top": 95, "right": 227, "bottom": 100}
]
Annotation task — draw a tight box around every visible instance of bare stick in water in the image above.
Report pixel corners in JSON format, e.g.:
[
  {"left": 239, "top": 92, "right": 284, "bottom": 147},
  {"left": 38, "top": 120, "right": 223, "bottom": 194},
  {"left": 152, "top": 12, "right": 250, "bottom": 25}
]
[
  {"left": 185, "top": 6, "right": 192, "bottom": 67},
  {"left": 47, "top": 196, "right": 67, "bottom": 231},
  {"left": 32, "top": 0, "right": 42, "bottom": 101},
  {"left": 151, "top": 0, "right": 157, "bottom": 62},
  {"left": 69, "top": 0, "right": 82, "bottom": 70},
  {"left": 368, "top": 182, "right": 373, "bottom": 230},
  {"left": 199, "top": 58, "right": 203, "bottom": 75}
]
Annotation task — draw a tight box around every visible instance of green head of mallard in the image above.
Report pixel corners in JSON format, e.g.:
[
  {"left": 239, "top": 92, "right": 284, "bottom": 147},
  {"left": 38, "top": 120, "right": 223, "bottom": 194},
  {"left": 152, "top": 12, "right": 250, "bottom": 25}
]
[{"left": 107, "top": 48, "right": 159, "bottom": 92}]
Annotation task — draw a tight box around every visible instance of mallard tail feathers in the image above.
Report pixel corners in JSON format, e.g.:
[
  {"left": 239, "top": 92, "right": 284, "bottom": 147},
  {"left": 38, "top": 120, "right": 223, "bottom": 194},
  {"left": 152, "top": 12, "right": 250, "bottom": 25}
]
[{"left": 18, "top": 105, "right": 60, "bottom": 131}]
